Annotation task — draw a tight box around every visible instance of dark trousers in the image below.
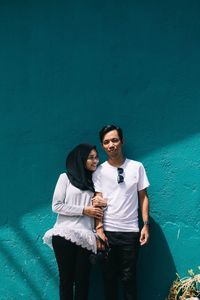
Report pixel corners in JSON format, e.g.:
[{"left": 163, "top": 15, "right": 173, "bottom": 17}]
[
  {"left": 52, "top": 235, "right": 92, "bottom": 300},
  {"left": 102, "top": 237, "right": 139, "bottom": 300}
]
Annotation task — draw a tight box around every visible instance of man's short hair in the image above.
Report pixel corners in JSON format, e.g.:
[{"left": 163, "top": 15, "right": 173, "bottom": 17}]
[{"left": 99, "top": 125, "right": 123, "bottom": 143}]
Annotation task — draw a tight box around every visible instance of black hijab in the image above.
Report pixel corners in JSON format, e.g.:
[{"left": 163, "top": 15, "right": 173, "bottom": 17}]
[{"left": 66, "top": 143, "right": 97, "bottom": 192}]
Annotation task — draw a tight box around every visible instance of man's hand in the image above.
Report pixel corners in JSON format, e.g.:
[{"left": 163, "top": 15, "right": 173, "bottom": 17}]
[
  {"left": 83, "top": 206, "right": 103, "bottom": 219},
  {"left": 139, "top": 225, "right": 149, "bottom": 246}
]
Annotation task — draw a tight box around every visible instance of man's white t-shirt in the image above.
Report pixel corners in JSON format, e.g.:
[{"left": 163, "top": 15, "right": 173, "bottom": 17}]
[{"left": 92, "top": 159, "right": 150, "bottom": 232}]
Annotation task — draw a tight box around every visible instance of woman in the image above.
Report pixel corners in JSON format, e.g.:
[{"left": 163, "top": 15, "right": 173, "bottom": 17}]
[{"left": 43, "top": 144, "right": 105, "bottom": 300}]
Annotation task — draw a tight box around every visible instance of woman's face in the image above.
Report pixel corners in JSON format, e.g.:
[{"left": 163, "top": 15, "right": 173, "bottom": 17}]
[{"left": 85, "top": 149, "right": 99, "bottom": 171}]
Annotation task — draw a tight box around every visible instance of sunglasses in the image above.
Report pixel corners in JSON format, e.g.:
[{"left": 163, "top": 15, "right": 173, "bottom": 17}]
[{"left": 117, "top": 167, "right": 124, "bottom": 184}]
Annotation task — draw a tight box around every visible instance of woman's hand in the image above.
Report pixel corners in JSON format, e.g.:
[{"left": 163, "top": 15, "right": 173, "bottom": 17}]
[
  {"left": 83, "top": 206, "right": 103, "bottom": 219},
  {"left": 92, "top": 195, "right": 107, "bottom": 208}
]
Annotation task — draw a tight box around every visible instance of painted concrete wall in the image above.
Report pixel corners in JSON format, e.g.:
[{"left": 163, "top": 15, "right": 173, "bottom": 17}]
[{"left": 0, "top": 0, "right": 200, "bottom": 299}]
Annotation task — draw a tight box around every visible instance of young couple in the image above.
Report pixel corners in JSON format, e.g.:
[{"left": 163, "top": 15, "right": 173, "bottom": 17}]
[{"left": 43, "top": 124, "right": 150, "bottom": 300}]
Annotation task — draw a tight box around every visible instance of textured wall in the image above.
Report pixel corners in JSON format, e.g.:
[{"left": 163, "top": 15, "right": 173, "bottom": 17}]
[{"left": 0, "top": 0, "right": 200, "bottom": 299}]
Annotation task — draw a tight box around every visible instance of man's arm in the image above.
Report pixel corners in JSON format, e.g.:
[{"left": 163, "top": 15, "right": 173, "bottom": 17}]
[{"left": 138, "top": 188, "right": 150, "bottom": 246}]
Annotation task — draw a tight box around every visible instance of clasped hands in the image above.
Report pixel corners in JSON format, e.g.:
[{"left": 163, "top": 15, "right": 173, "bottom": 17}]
[{"left": 83, "top": 195, "right": 107, "bottom": 220}]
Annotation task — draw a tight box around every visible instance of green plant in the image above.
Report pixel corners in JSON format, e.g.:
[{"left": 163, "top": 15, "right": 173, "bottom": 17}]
[{"left": 167, "top": 266, "right": 200, "bottom": 300}]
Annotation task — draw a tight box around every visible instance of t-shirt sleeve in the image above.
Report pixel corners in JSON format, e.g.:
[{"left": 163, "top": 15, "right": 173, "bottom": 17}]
[
  {"left": 92, "top": 168, "right": 102, "bottom": 193},
  {"left": 137, "top": 163, "right": 150, "bottom": 191}
]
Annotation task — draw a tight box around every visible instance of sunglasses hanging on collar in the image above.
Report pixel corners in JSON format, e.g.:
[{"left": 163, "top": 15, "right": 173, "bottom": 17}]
[{"left": 117, "top": 167, "right": 124, "bottom": 184}]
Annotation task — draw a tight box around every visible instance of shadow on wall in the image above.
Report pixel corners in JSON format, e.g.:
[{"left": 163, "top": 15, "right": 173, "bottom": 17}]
[
  {"left": 89, "top": 218, "right": 176, "bottom": 300},
  {"left": 138, "top": 218, "right": 176, "bottom": 300},
  {"left": 0, "top": 218, "right": 175, "bottom": 299},
  {"left": 0, "top": 241, "right": 44, "bottom": 299},
  {"left": 0, "top": 221, "right": 57, "bottom": 299}
]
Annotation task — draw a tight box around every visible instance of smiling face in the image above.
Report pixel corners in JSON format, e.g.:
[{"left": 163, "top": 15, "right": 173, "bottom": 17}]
[
  {"left": 102, "top": 129, "right": 123, "bottom": 159},
  {"left": 85, "top": 149, "right": 99, "bottom": 171}
]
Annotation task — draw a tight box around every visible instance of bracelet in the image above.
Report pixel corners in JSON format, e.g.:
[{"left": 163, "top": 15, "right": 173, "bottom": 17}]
[
  {"left": 143, "top": 221, "right": 149, "bottom": 225},
  {"left": 96, "top": 224, "right": 103, "bottom": 230}
]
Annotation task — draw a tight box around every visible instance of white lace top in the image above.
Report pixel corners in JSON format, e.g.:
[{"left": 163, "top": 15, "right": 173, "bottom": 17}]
[{"left": 43, "top": 173, "right": 97, "bottom": 253}]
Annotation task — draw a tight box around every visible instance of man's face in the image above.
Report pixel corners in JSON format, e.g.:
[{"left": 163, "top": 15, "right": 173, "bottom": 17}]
[{"left": 102, "top": 129, "right": 123, "bottom": 158}]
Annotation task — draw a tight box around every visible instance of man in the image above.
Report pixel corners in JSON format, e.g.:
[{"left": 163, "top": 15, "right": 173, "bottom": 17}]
[{"left": 92, "top": 124, "right": 150, "bottom": 300}]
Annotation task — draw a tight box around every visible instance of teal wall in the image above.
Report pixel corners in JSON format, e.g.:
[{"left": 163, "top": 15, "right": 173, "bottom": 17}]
[{"left": 1, "top": 0, "right": 200, "bottom": 299}]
